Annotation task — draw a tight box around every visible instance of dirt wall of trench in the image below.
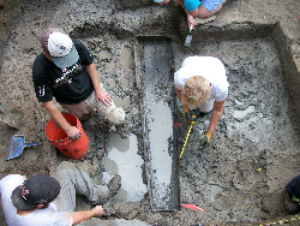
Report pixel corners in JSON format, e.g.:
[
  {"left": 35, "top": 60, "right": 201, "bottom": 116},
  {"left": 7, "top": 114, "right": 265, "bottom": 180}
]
[{"left": 272, "top": 24, "right": 300, "bottom": 132}]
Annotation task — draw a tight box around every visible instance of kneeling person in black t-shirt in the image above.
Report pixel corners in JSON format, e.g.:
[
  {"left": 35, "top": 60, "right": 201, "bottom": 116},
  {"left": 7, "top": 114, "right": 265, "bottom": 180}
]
[{"left": 33, "top": 28, "right": 125, "bottom": 140}]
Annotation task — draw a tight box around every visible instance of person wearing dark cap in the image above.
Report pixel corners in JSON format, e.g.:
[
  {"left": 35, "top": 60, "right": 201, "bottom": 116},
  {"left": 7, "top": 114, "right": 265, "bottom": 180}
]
[
  {"left": 33, "top": 28, "right": 125, "bottom": 141},
  {"left": 284, "top": 174, "right": 300, "bottom": 214},
  {"left": 0, "top": 161, "right": 121, "bottom": 226}
]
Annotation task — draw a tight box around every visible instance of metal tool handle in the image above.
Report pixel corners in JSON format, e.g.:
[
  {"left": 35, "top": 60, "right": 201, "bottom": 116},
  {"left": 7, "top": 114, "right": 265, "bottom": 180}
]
[
  {"left": 24, "top": 142, "right": 38, "bottom": 147},
  {"left": 189, "top": 24, "right": 193, "bottom": 33}
]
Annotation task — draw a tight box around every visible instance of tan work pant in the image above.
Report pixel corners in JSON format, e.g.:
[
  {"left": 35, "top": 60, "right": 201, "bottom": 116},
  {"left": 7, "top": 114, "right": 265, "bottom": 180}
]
[
  {"left": 53, "top": 161, "right": 109, "bottom": 212},
  {"left": 52, "top": 162, "right": 151, "bottom": 226}
]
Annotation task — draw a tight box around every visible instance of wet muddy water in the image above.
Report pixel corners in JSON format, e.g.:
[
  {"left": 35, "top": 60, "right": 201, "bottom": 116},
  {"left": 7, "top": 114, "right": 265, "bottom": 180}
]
[{"left": 102, "top": 131, "right": 147, "bottom": 202}]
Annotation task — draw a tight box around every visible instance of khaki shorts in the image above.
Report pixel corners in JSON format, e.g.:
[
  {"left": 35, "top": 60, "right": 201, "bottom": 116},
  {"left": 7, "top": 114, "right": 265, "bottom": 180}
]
[{"left": 62, "top": 84, "right": 125, "bottom": 125}]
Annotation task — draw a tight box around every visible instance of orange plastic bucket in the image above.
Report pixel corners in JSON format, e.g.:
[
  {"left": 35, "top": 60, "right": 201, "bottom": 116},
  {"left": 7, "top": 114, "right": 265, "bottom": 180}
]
[{"left": 45, "top": 113, "right": 89, "bottom": 160}]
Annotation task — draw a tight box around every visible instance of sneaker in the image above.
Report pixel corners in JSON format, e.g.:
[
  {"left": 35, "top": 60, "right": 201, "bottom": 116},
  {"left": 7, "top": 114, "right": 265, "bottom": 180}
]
[
  {"left": 195, "top": 15, "right": 216, "bottom": 25},
  {"left": 283, "top": 190, "right": 300, "bottom": 214},
  {"left": 107, "top": 174, "right": 121, "bottom": 199},
  {"left": 87, "top": 175, "right": 121, "bottom": 206}
]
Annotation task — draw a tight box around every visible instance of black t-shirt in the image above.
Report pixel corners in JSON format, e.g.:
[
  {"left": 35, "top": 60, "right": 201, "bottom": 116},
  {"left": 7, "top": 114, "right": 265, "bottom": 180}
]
[{"left": 32, "top": 39, "right": 94, "bottom": 104}]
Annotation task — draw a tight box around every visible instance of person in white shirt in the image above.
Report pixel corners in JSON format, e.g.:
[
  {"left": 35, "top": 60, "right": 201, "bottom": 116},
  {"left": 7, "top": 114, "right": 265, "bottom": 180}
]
[
  {"left": 174, "top": 56, "right": 229, "bottom": 145},
  {"left": 0, "top": 161, "right": 121, "bottom": 226}
]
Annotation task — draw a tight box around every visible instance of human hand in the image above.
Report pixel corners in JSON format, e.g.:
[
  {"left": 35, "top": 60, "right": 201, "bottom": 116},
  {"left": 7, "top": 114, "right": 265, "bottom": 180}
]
[
  {"left": 200, "top": 130, "right": 214, "bottom": 146},
  {"left": 66, "top": 126, "right": 82, "bottom": 141},
  {"left": 159, "top": 0, "right": 171, "bottom": 5},
  {"left": 187, "top": 15, "right": 195, "bottom": 31},
  {"left": 95, "top": 89, "right": 112, "bottom": 107},
  {"left": 93, "top": 205, "right": 104, "bottom": 217}
]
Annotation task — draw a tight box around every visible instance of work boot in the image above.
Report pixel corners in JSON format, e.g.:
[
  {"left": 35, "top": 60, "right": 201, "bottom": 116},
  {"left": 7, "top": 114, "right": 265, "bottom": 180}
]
[
  {"left": 107, "top": 174, "right": 121, "bottom": 200},
  {"left": 86, "top": 175, "right": 121, "bottom": 206},
  {"left": 283, "top": 190, "right": 300, "bottom": 214}
]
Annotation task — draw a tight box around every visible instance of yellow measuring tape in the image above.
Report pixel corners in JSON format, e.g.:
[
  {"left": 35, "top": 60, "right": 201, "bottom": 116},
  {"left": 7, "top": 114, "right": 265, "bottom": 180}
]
[{"left": 180, "top": 115, "right": 196, "bottom": 159}]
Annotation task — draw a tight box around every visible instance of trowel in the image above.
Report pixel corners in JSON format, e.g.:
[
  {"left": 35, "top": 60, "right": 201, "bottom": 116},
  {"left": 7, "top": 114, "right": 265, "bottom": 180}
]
[
  {"left": 5, "top": 135, "right": 38, "bottom": 161},
  {"left": 184, "top": 25, "right": 193, "bottom": 47},
  {"left": 184, "top": 15, "right": 217, "bottom": 47}
]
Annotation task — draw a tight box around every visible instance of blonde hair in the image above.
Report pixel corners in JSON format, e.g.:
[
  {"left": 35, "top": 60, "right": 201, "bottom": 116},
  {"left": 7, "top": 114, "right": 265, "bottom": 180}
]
[{"left": 182, "top": 76, "right": 211, "bottom": 108}]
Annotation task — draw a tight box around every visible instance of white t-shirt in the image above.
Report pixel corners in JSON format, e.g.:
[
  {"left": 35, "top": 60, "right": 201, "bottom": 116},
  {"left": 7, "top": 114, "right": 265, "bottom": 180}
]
[
  {"left": 0, "top": 174, "right": 73, "bottom": 226},
  {"left": 174, "top": 56, "right": 229, "bottom": 102}
]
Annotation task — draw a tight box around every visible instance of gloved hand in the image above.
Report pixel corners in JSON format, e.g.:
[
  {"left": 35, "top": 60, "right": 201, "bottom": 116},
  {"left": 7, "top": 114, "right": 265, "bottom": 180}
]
[
  {"left": 200, "top": 130, "right": 214, "bottom": 145},
  {"left": 181, "top": 105, "right": 190, "bottom": 123}
]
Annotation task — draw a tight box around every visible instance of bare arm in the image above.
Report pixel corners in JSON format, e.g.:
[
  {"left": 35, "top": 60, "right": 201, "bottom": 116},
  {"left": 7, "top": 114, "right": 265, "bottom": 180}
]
[
  {"left": 176, "top": 0, "right": 197, "bottom": 27},
  {"left": 43, "top": 101, "right": 80, "bottom": 139},
  {"left": 175, "top": 87, "right": 183, "bottom": 103},
  {"left": 71, "top": 206, "right": 104, "bottom": 225},
  {"left": 85, "top": 62, "right": 112, "bottom": 107},
  {"left": 208, "top": 99, "right": 226, "bottom": 132},
  {"left": 176, "top": 0, "right": 194, "bottom": 15}
]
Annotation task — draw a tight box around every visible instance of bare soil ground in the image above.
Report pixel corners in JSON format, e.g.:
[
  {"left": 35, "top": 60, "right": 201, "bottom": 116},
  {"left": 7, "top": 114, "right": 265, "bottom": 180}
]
[{"left": 1, "top": 0, "right": 300, "bottom": 225}]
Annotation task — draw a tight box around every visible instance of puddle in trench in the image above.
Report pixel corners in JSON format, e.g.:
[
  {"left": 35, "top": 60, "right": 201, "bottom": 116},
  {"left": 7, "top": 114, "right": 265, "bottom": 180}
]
[
  {"left": 120, "top": 46, "right": 131, "bottom": 71},
  {"left": 99, "top": 50, "right": 111, "bottom": 59},
  {"left": 233, "top": 106, "right": 255, "bottom": 120},
  {"left": 148, "top": 99, "right": 173, "bottom": 185},
  {"left": 106, "top": 61, "right": 115, "bottom": 72},
  {"left": 112, "top": 96, "right": 130, "bottom": 107},
  {"left": 139, "top": 39, "right": 180, "bottom": 210},
  {"left": 102, "top": 131, "right": 147, "bottom": 202}
]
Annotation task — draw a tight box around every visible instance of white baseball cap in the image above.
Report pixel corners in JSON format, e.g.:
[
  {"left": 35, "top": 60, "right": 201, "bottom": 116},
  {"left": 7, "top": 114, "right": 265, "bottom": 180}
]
[{"left": 41, "top": 28, "right": 79, "bottom": 69}]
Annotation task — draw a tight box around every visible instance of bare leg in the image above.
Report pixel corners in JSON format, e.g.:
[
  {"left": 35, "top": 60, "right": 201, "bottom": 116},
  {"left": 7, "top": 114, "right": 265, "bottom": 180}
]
[{"left": 197, "top": 4, "right": 222, "bottom": 18}]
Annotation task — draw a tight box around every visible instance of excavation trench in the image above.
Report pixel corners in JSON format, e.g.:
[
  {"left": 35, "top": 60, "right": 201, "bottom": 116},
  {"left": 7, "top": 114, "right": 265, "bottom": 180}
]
[
  {"left": 79, "top": 21, "right": 300, "bottom": 224},
  {"left": 136, "top": 38, "right": 180, "bottom": 211},
  {"left": 99, "top": 38, "right": 180, "bottom": 211}
]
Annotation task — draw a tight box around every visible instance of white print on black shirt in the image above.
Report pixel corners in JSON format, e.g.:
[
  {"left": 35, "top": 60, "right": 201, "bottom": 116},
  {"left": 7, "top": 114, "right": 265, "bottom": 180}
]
[
  {"left": 38, "top": 85, "right": 45, "bottom": 97},
  {"left": 53, "top": 63, "right": 82, "bottom": 89}
]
